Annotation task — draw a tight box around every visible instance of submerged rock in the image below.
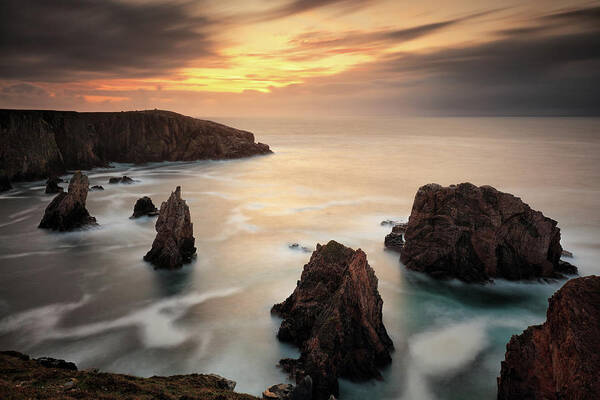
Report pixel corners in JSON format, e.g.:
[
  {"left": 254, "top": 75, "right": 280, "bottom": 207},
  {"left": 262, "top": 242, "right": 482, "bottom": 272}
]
[
  {"left": 108, "top": 175, "right": 134, "bottom": 184},
  {"left": 399, "top": 183, "right": 577, "bottom": 282},
  {"left": 272, "top": 240, "right": 393, "bottom": 400},
  {"left": 45, "top": 176, "right": 64, "bottom": 194},
  {"left": 130, "top": 196, "right": 159, "bottom": 218},
  {"left": 38, "top": 171, "right": 97, "bottom": 231},
  {"left": 144, "top": 186, "right": 196, "bottom": 269},
  {"left": 497, "top": 275, "right": 600, "bottom": 399},
  {"left": 89, "top": 185, "right": 104, "bottom": 191}
]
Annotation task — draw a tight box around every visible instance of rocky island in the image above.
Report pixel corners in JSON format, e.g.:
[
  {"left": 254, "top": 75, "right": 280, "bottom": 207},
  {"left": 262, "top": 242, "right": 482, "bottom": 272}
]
[
  {"left": 0, "top": 351, "right": 257, "bottom": 400},
  {"left": 38, "top": 171, "right": 97, "bottom": 231},
  {"left": 144, "top": 186, "right": 196, "bottom": 269},
  {"left": 272, "top": 241, "right": 393, "bottom": 400},
  {"left": 389, "top": 183, "right": 577, "bottom": 282},
  {"left": 497, "top": 275, "right": 600, "bottom": 399},
  {"left": 0, "top": 109, "right": 272, "bottom": 187}
]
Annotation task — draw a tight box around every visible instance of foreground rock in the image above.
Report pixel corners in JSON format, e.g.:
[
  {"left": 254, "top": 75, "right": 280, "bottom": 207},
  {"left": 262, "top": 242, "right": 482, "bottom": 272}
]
[
  {"left": 272, "top": 240, "right": 393, "bottom": 400},
  {"left": 263, "top": 376, "right": 312, "bottom": 400},
  {"left": 109, "top": 175, "right": 135, "bottom": 184},
  {"left": 399, "top": 183, "right": 577, "bottom": 282},
  {"left": 131, "top": 196, "right": 159, "bottom": 218},
  {"left": 0, "top": 109, "right": 272, "bottom": 183},
  {"left": 38, "top": 171, "right": 97, "bottom": 231},
  {"left": 497, "top": 275, "right": 600, "bottom": 399},
  {"left": 45, "top": 176, "right": 64, "bottom": 194},
  {"left": 144, "top": 186, "right": 196, "bottom": 269},
  {"left": 0, "top": 351, "right": 258, "bottom": 399}
]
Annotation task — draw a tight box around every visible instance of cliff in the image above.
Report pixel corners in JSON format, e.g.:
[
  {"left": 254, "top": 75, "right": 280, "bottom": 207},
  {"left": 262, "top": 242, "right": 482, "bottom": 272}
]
[
  {"left": 398, "top": 183, "right": 577, "bottom": 282},
  {"left": 0, "top": 109, "right": 271, "bottom": 183},
  {"left": 0, "top": 351, "right": 258, "bottom": 399},
  {"left": 497, "top": 276, "right": 600, "bottom": 399}
]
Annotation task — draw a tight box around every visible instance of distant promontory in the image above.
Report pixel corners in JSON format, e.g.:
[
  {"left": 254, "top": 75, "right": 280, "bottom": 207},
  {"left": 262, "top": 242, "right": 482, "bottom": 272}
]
[{"left": 0, "top": 109, "right": 271, "bottom": 184}]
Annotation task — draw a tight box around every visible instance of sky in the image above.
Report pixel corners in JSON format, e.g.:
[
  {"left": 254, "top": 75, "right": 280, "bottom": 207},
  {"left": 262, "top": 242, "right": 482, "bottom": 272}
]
[{"left": 1, "top": 0, "right": 599, "bottom": 117}]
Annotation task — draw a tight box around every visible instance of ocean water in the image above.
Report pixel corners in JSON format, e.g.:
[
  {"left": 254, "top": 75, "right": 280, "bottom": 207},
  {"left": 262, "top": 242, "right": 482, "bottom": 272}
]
[{"left": 0, "top": 117, "right": 599, "bottom": 400}]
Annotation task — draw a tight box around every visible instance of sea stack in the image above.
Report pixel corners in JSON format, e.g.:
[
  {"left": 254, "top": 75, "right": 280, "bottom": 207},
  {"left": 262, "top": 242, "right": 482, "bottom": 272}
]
[
  {"left": 272, "top": 240, "right": 393, "bottom": 400},
  {"left": 131, "top": 196, "right": 159, "bottom": 218},
  {"left": 38, "top": 171, "right": 97, "bottom": 231},
  {"left": 396, "top": 183, "right": 577, "bottom": 282},
  {"left": 144, "top": 186, "right": 196, "bottom": 269},
  {"left": 497, "top": 275, "right": 600, "bottom": 399}
]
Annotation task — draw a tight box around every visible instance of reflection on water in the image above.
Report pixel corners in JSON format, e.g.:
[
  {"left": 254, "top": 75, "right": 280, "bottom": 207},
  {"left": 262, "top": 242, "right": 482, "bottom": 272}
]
[{"left": 0, "top": 117, "right": 599, "bottom": 400}]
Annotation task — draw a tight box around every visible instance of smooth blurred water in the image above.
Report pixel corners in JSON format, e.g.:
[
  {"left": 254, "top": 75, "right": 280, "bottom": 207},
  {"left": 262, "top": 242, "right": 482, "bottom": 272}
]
[{"left": 0, "top": 117, "right": 599, "bottom": 400}]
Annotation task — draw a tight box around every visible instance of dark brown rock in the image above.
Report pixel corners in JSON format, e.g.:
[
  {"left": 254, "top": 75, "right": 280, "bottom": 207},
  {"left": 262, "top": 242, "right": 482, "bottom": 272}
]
[
  {"left": 384, "top": 224, "right": 407, "bottom": 252},
  {"left": 38, "top": 171, "right": 97, "bottom": 231},
  {"left": 1, "top": 109, "right": 272, "bottom": 182},
  {"left": 262, "top": 377, "right": 312, "bottom": 400},
  {"left": 35, "top": 357, "right": 77, "bottom": 371},
  {"left": 89, "top": 185, "right": 104, "bottom": 191},
  {"left": 45, "top": 176, "right": 64, "bottom": 194},
  {"left": 272, "top": 240, "right": 393, "bottom": 400},
  {"left": 144, "top": 186, "right": 196, "bottom": 269},
  {"left": 399, "top": 183, "right": 577, "bottom": 282},
  {"left": 108, "top": 175, "right": 135, "bottom": 184},
  {"left": 131, "top": 196, "right": 159, "bottom": 218},
  {"left": 497, "top": 275, "right": 600, "bottom": 399}
]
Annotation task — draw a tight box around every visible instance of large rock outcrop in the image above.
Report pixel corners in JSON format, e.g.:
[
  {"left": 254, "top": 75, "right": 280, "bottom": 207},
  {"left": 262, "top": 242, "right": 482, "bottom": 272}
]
[
  {"left": 497, "top": 276, "right": 600, "bottom": 399},
  {"left": 398, "top": 183, "right": 577, "bottom": 282},
  {"left": 272, "top": 241, "right": 393, "bottom": 400},
  {"left": 38, "top": 171, "right": 97, "bottom": 231},
  {"left": 0, "top": 351, "right": 258, "bottom": 399},
  {"left": 144, "top": 186, "right": 196, "bottom": 269},
  {"left": 0, "top": 109, "right": 272, "bottom": 183}
]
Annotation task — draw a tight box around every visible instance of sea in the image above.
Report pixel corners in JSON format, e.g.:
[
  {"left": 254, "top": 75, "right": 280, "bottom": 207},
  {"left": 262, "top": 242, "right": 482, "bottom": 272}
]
[{"left": 0, "top": 116, "right": 599, "bottom": 399}]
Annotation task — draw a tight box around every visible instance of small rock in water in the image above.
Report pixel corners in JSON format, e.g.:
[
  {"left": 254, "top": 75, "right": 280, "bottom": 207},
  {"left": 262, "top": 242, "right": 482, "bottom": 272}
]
[
  {"left": 263, "top": 383, "right": 293, "bottom": 399},
  {"left": 89, "top": 185, "right": 104, "bottom": 191},
  {"left": 108, "top": 175, "right": 135, "bottom": 184},
  {"left": 288, "top": 243, "right": 311, "bottom": 253},
  {"left": 561, "top": 249, "right": 574, "bottom": 258},
  {"left": 130, "top": 196, "right": 159, "bottom": 218},
  {"left": 45, "top": 176, "right": 64, "bottom": 194},
  {"left": 380, "top": 219, "right": 397, "bottom": 226}
]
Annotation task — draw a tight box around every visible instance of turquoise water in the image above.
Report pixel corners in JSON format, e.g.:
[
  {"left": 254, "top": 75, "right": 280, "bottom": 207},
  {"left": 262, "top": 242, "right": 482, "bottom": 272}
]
[{"left": 0, "top": 117, "right": 599, "bottom": 399}]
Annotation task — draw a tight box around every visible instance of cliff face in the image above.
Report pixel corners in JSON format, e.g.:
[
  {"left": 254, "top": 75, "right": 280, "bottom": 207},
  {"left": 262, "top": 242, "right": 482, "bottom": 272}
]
[
  {"left": 399, "top": 183, "right": 577, "bottom": 282},
  {"left": 0, "top": 351, "right": 258, "bottom": 400},
  {"left": 272, "top": 241, "right": 394, "bottom": 400},
  {"left": 0, "top": 109, "right": 271, "bottom": 182},
  {"left": 497, "top": 276, "right": 600, "bottom": 399}
]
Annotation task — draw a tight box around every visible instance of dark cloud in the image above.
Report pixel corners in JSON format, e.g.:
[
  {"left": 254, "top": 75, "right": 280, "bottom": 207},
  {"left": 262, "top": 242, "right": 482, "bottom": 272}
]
[
  {"left": 1, "top": 83, "right": 47, "bottom": 95},
  {"left": 0, "top": 0, "right": 216, "bottom": 81},
  {"left": 245, "top": 0, "right": 374, "bottom": 22}
]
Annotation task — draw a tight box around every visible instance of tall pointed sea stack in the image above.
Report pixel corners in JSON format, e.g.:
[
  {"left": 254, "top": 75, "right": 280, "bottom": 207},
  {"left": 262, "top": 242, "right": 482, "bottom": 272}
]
[
  {"left": 144, "top": 186, "right": 196, "bottom": 269},
  {"left": 38, "top": 171, "right": 97, "bottom": 231},
  {"left": 272, "top": 240, "right": 393, "bottom": 400}
]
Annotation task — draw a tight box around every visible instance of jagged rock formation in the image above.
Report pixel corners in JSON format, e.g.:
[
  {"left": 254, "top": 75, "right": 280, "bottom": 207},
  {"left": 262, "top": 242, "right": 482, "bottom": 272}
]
[
  {"left": 0, "top": 351, "right": 258, "bottom": 399},
  {"left": 38, "top": 171, "right": 97, "bottom": 231},
  {"left": 109, "top": 175, "right": 135, "bottom": 184},
  {"left": 399, "top": 183, "right": 577, "bottom": 282},
  {"left": 90, "top": 185, "right": 104, "bottom": 191},
  {"left": 131, "top": 196, "right": 160, "bottom": 218},
  {"left": 497, "top": 276, "right": 600, "bottom": 399},
  {"left": 384, "top": 223, "right": 407, "bottom": 252},
  {"left": 272, "top": 241, "right": 393, "bottom": 400},
  {"left": 144, "top": 186, "right": 196, "bottom": 269},
  {"left": 45, "top": 176, "right": 64, "bottom": 194},
  {"left": 0, "top": 109, "right": 272, "bottom": 184}
]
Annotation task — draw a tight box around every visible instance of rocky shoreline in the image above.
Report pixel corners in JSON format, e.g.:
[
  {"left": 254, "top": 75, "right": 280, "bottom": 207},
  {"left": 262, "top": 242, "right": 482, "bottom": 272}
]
[
  {"left": 0, "top": 109, "right": 272, "bottom": 187},
  {"left": 0, "top": 351, "right": 258, "bottom": 400}
]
